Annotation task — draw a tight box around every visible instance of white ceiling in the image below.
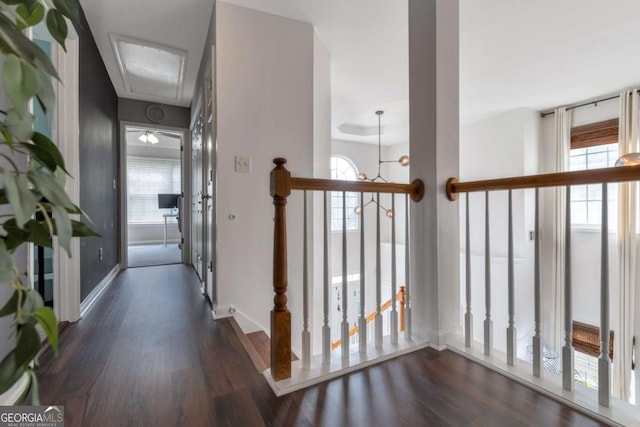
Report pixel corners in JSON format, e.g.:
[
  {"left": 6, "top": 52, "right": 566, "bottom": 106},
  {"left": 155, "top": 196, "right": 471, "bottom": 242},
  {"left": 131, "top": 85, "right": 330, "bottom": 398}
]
[
  {"left": 79, "top": 0, "right": 213, "bottom": 107},
  {"left": 79, "top": 0, "right": 640, "bottom": 140},
  {"left": 461, "top": 0, "right": 640, "bottom": 124}
]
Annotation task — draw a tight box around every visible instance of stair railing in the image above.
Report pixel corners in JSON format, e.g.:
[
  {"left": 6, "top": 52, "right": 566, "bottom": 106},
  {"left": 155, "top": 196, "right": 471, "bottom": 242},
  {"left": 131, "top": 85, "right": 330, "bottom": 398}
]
[{"left": 270, "top": 158, "right": 424, "bottom": 381}]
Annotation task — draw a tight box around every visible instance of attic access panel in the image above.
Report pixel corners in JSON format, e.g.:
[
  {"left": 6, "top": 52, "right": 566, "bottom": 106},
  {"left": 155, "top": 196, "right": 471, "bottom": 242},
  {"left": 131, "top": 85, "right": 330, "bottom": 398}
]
[{"left": 110, "top": 33, "right": 187, "bottom": 101}]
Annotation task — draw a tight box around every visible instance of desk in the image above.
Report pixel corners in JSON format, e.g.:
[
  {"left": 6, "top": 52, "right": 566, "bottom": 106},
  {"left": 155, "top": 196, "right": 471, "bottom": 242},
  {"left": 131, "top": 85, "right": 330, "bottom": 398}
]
[{"left": 162, "top": 214, "right": 178, "bottom": 246}]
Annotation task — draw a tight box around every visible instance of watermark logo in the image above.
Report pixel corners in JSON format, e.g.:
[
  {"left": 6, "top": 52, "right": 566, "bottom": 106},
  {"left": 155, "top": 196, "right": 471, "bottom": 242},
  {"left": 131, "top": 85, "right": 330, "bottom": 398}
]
[{"left": 0, "top": 406, "right": 64, "bottom": 427}]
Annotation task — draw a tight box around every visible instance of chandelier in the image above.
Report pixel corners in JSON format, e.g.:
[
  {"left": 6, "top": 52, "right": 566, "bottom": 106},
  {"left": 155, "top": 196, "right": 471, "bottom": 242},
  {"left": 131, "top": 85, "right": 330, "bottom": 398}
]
[{"left": 354, "top": 110, "right": 410, "bottom": 217}]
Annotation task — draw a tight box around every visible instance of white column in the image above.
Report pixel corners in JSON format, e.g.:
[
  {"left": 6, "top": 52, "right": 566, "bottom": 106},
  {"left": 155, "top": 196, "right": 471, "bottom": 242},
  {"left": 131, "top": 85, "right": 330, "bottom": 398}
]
[
  {"left": 359, "top": 192, "right": 367, "bottom": 354},
  {"left": 322, "top": 191, "right": 331, "bottom": 365},
  {"left": 562, "top": 186, "right": 574, "bottom": 391},
  {"left": 390, "top": 195, "right": 398, "bottom": 344},
  {"left": 484, "top": 191, "right": 493, "bottom": 356},
  {"left": 599, "top": 183, "right": 611, "bottom": 407},
  {"left": 507, "top": 189, "right": 516, "bottom": 365},
  {"left": 341, "top": 192, "right": 350, "bottom": 359},
  {"left": 533, "top": 188, "right": 542, "bottom": 377},
  {"left": 302, "top": 191, "right": 310, "bottom": 370}
]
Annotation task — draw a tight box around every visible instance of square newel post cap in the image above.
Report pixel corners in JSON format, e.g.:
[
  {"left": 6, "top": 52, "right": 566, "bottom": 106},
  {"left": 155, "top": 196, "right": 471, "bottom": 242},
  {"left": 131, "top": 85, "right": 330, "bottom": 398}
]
[{"left": 271, "top": 158, "right": 292, "bottom": 198}]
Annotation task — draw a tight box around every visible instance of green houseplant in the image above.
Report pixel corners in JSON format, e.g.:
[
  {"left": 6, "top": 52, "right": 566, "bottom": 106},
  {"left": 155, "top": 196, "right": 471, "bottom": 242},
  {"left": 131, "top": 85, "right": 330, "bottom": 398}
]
[{"left": 0, "top": 0, "right": 97, "bottom": 403}]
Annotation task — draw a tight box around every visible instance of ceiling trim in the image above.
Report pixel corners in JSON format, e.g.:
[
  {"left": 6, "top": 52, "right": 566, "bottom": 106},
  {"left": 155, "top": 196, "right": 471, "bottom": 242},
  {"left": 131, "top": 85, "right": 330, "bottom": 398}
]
[{"left": 109, "top": 33, "right": 188, "bottom": 102}]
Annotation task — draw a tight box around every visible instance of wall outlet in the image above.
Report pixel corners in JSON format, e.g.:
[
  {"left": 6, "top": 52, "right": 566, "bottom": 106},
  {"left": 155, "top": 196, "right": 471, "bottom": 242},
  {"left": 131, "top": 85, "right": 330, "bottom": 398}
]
[{"left": 235, "top": 156, "right": 251, "bottom": 173}]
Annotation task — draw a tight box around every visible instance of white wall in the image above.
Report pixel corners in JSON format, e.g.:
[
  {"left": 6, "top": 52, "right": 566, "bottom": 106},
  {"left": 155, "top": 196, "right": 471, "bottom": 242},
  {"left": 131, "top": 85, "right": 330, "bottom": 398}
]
[
  {"left": 216, "top": 3, "right": 314, "bottom": 350},
  {"left": 460, "top": 108, "right": 540, "bottom": 356}
]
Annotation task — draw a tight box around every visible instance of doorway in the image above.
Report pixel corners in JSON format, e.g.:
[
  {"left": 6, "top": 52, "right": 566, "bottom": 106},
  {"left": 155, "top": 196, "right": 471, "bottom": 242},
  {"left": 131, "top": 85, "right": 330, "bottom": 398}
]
[{"left": 123, "top": 124, "right": 185, "bottom": 268}]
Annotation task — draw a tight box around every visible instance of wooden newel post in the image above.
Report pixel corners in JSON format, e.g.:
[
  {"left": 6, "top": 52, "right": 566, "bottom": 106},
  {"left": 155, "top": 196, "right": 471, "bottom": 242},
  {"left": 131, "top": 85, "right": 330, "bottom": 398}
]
[
  {"left": 399, "top": 286, "right": 406, "bottom": 332},
  {"left": 271, "top": 158, "right": 292, "bottom": 381}
]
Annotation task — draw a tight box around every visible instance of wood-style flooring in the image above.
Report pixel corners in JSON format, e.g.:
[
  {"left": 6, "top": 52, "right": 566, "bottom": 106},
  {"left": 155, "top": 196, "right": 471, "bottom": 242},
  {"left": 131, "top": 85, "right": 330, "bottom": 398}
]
[{"left": 38, "top": 264, "right": 607, "bottom": 426}]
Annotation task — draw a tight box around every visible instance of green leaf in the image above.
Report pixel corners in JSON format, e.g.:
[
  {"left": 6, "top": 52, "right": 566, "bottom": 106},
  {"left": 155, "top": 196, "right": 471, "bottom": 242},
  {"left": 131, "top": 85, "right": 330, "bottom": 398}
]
[
  {"left": 4, "top": 109, "right": 34, "bottom": 141},
  {"left": 3, "top": 171, "right": 38, "bottom": 228},
  {"left": 52, "top": 204, "right": 71, "bottom": 255},
  {"left": 20, "top": 290, "right": 44, "bottom": 322},
  {"left": 32, "top": 132, "right": 67, "bottom": 174},
  {"left": 20, "top": 142, "right": 57, "bottom": 172},
  {"left": 0, "top": 239, "right": 15, "bottom": 283},
  {"left": 71, "top": 220, "right": 100, "bottom": 237},
  {"left": 0, "top": 290, "right": 19, "bottom": 317},
  {"left": 3, "top": 55, "right": 38, "bottom": 118},
  {"left": 16, "top": 3, "right": 45, "bottom": 30},
  {"left": 0, "top": 14, "right": 59, "bottom": 79},
  {"left": 52, "top": 0, "right": 79, "bottom": 25},
  {"left": 4, "top": 219, "right": 52, "bottom": 250},
  {"left": 34, "top": 307, "right": 57, "bottom": 356},
  {"left": 46, "top": 9, "right": 67, "bottom": 51},
  {"left": 33, "top": 69, "right": 54, "bottom": 116},
  {"left": 0, "top": 351, "right": 25, "bottom": 395},
  {"left": 14, "top": 323, "right": 40, "bottom": 371},
  {"left": 28, "top": 169, "right": 74, "bottom": 209}
]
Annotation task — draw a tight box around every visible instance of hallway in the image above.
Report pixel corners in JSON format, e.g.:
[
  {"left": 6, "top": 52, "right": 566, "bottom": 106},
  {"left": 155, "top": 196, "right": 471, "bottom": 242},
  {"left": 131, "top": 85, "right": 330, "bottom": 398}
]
[{"left": 37, "top": 264, "right": 605, "bottom": 426}]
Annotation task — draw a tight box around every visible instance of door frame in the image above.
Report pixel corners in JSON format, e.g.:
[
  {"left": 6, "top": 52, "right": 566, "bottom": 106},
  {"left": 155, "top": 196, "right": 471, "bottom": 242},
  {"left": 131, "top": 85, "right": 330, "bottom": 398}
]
[{"left": 118, "top": 121, "right": 190, "bottom": 269}]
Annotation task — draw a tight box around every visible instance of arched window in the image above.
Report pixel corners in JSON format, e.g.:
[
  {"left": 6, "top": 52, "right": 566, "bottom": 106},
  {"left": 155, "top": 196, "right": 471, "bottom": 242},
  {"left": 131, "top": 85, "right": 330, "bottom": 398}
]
[{"left": 330, "top": 156, "right": 359, "bottom": 231}]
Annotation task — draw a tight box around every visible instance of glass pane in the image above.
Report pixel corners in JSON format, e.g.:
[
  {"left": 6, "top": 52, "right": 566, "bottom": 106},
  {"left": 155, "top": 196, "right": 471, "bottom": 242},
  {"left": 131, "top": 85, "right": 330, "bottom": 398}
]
[
  {"left": 587, "top": 151, "right": 608, "bottom": 169},
  {"left": 572, "top": 201, "right": 587, "bottom": 224},
  {"left": 572, "top": 185, "right": 587, "bottom": 202},
  {"left": 587, "top": 201, "right": 601, "bottom": 225},
  {"left": 587, "top": 184, "right": 602, "bottom": 201},
  {"left": 569, "top": 155, "right": 586, "bottom": 171}
]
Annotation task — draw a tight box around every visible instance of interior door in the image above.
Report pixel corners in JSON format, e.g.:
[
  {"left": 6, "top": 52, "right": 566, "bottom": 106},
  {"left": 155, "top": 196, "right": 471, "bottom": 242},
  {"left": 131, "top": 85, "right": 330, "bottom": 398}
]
[
  {"left": 191, "top": 100, "right": 205, "bottom": 283},
  {"left": 204, "top": 55, "right": 216, "bottom": 303}
]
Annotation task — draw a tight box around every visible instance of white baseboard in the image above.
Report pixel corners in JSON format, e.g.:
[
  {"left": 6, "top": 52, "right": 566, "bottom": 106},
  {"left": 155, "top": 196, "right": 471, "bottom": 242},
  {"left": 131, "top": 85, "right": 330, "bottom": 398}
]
[
  {"left": 233, "top": 310, "right": 265, "bottom": 334},
  {"left": 80, "top": 265, "right": 120, "bottom": 318},
  {"left": 211, "top": 304, "right": 235, "bottom": 320}
]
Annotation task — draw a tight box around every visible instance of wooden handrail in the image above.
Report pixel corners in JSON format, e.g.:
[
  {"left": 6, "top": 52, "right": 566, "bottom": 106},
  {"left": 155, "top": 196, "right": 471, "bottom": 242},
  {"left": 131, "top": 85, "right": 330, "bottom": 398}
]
[
  {"left": 331, "top": 286, "right": 405, "bottom": 350},
  {"left": 270, "top": 158, "right": 424, "bottom": 381},
  {"left": 291, "top": 177, "right": 425, "bottom": 202},
  {"left": 446, "top": 164, "right": 640, "bottom": 201}
]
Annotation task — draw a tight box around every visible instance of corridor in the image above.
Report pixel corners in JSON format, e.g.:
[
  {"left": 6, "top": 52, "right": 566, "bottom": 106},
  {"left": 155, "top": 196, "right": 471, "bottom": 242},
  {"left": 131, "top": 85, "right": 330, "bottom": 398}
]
[{"left": 37, "top": 264, "right": 605, "bottom": 426}]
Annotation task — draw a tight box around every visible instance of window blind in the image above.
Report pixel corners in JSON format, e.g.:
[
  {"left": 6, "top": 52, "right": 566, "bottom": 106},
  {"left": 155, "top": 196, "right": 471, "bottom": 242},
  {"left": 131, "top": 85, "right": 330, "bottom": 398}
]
[{"left": 127, "top": 156, "right": 181, "bottom": 224}]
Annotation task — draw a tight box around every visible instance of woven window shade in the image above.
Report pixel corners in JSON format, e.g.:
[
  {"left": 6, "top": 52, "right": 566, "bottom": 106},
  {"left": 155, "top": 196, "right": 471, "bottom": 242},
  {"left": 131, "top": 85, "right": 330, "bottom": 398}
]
[
  {"left": 572, "top": 321, "right": 614, "bottom": 359},
  {"left": 570, "top": 118, "right": 619, "bottom": 149}
]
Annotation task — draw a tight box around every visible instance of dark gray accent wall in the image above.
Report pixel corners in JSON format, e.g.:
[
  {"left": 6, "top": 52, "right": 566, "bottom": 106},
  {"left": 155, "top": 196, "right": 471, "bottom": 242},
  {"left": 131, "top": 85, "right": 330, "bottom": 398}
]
[
  {"left": 77, "top": 2, "right": 119, "bottom": 301},
  {"left": 118, "top": 98, "right": 190, "bottom": 129}
]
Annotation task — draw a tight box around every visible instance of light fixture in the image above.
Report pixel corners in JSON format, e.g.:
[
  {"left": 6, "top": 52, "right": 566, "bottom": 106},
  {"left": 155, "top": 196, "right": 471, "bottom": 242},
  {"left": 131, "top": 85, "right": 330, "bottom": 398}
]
[
  {"left": 139, "top": 131, "right": 159, "bottom": 144},
  {"left": 615, "top": 153, "right": 640, "bottom": 167},
  {"left": 354, "top": 110, "right": 410, "bottom": 217}
]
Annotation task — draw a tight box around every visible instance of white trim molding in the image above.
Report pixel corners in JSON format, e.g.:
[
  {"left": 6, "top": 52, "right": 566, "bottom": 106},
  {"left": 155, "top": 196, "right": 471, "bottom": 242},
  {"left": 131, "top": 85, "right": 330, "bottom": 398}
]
[
  {"left": 80, "top": 265, "right": 121, "bottom": 318},
  {"left": 52, "top": 25, "right": 81, "bottom": 323}
]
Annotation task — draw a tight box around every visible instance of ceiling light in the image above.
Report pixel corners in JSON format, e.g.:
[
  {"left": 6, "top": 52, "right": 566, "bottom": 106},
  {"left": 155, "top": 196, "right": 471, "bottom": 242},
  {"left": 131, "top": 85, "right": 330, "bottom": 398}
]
[
  {"left": 139, "top": 131, "right": 159, "bottom": 144},
  {"left": 354, "top": 110, "right": 410, "bottom": 216}
]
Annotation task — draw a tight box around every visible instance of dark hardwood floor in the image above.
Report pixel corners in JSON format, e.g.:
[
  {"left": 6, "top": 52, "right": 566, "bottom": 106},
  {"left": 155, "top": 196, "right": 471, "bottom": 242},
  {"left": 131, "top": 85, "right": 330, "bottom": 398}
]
[{"left": 38, "top": 264, "right": 607, "bottom": 426}]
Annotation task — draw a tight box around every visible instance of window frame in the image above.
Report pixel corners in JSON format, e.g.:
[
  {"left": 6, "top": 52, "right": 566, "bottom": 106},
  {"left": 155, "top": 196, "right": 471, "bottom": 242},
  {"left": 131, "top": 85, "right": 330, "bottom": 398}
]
[{"left": 330, "top": 155, "right": 360, "bottom": 232}]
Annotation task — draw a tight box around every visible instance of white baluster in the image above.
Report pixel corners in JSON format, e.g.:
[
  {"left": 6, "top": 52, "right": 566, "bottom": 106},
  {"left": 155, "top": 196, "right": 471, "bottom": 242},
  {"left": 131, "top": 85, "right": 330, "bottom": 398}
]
[
  {"left": 507, "top": 190, "right": 516, "bottom": 365},
  {"left": 465, "top": 193, "right": 472, "bottom": 347},
  {"left": 390, "top": 195, "right": 398, "bottom": 344},
  {"left": 341, "top": 192, "right": 349, "bottom": 359},
  {"left": 404, "top": 194, "right": 412, "bottom": 339},
  {"left": 599, "top": 183, "right": 611, "bottom": 407},
  {"left": 533, "top": 188, "right": 542, "bottom": 377},
  {"left": 375, "top": 193, "right": 383, "bottom": 348},
  {"left": 359, "top": 192, "right": 367, "bottom": 354},
  {"left": 322, "top": 191, "right": 331, "bottom": 365},
  {"left": 562, "top": 186, "right": 574, "bottom": 391},
  {"left": 484, "top": 191, "right": 493, "bottom": 356},
  {"left": 302, "top": 191, "right": 310, "bottom": 370}
]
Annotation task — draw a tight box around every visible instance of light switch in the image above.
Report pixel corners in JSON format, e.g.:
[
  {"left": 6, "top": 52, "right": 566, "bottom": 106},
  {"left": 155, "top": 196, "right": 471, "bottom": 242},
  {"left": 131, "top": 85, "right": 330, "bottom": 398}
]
[{"left": 235, "top": 156, "right": 251, "bottom": 173}]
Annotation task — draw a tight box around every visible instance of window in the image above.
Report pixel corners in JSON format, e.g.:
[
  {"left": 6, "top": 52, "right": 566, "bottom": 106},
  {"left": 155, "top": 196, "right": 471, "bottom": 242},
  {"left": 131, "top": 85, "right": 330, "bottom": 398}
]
[
  {"left": 127, "top": 156, "right": 181, "bottom": 224},
  {"left": 330, "top": 156, "right": 359, "bottom": 231},
  {"left": 568, "top": 119, "right": 619, "bottom": 228}
]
